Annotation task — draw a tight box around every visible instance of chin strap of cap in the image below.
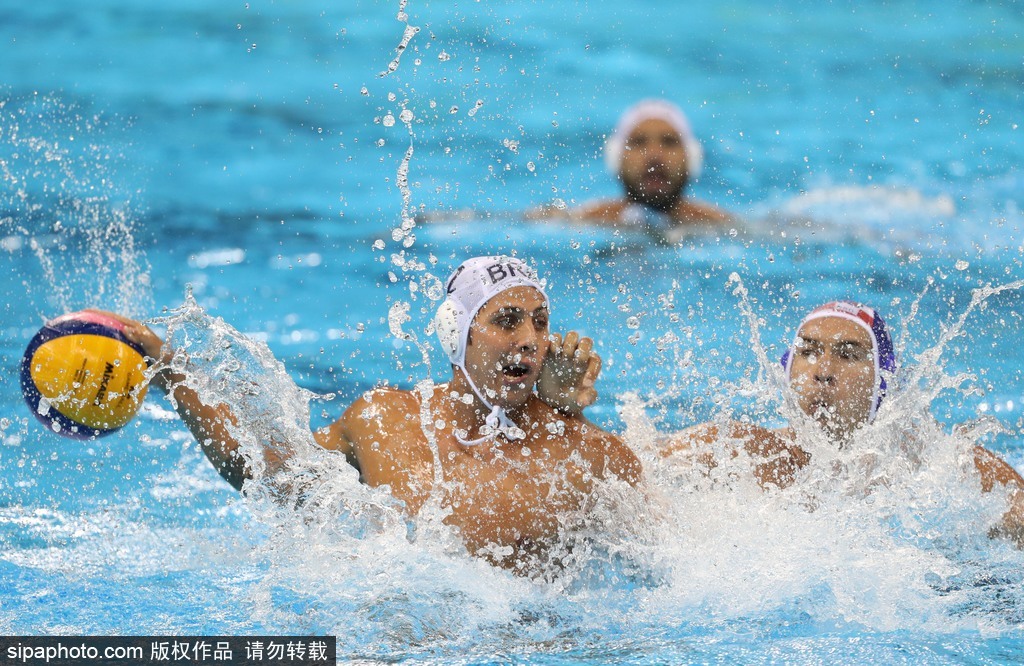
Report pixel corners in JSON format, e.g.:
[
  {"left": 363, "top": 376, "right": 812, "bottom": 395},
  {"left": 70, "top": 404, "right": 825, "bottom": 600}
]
[{"left": 453, "top": 365, "right": 526, "bottom": 446}]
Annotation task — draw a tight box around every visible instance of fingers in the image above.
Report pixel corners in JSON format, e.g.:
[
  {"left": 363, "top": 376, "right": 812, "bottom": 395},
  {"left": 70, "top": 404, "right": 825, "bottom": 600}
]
[
  {"left": 582, "top": 351, "right": 602, "bottom": 389},
  {"left": 549, "top": 331, "right": 594, "bottom": 363},
  {"left": 576, "top": 386, "right": 598, "bottom": 409}
]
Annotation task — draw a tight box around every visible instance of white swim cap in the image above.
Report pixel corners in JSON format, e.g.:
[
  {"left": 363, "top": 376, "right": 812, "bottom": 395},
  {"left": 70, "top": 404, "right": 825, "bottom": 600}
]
[
  {"left": 433, "top": 256, "right": 548, "bottom": 446},
  {"left": 435, "top": 255, "right": 548, "bottom": 368},
  {"left": 604, "top": 98, "right": 704, "bottom": 180}
]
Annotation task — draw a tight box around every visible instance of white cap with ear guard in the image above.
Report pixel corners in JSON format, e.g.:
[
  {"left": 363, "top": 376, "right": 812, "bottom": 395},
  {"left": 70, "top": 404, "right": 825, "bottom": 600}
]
[
  {"left": 434, "top": 256, "right": 548, "bottom": 445},
  {"left": 604, "top": 98, "right": 704, "bottom": 180},
  {"left": 435, "top": 256, "right": 547, "bottom": 368}
]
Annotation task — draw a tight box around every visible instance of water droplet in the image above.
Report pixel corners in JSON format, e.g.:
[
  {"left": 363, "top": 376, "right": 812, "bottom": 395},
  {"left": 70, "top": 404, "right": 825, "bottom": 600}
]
[
  {"left": 388, "top": 301, "right": 412, "bottom": 340},
  {"left": 360, "top": 87, "right": 369, "bottom": 96},
  {"left": 399, "top": 109, "right": 414, "bottom": 123},
  {"left": 382, "top": 114, "right": 396, "bottom": 127},
  {"left": 626, "top": 316, "right": 641, "bottom": 329},
  {"left": 955, "top": 260, "right": 969, "bottom": 271},
  {"left": 422, "top": 274, "right": 444, "bottom": 301},
  {"left": 438, "top": 50, "right": 451, "bottom": 61},
  {"left": 373, "top": 239, "right": 386, "bottom": 250}
]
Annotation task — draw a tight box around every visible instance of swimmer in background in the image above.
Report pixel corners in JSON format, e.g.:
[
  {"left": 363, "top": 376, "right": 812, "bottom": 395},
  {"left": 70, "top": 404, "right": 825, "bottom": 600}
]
[
  {"left": 664, "top": 300, "right": 1024, "bottom": 545},
  {"left": 98, "top": 256, "right": 641, "bottom": 576},
  {"left": 530, "top": 98, "right": 733, "bottom": 237}
]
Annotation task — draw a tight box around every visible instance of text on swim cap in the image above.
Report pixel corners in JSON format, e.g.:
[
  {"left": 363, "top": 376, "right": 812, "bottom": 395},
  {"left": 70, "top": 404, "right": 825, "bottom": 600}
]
[
  {"left": 445, "top": 265, "right": 465, "bottom": 293},
  {"left": 486, "top": 262, "right": 522, "bottom": 284}
]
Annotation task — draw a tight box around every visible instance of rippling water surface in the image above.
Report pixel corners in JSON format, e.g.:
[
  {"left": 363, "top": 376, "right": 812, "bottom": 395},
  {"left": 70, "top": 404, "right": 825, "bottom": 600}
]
[{"left": 2, "top": 2, "right": 1024, "bottom": 663}]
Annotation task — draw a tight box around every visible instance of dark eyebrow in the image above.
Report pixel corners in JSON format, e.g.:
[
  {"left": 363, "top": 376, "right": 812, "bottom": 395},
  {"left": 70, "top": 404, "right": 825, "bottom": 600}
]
[
  {"left": 800, "top": 334, "right": 870, "bottom": 350},
  {"left": 492, "top": 304, "right": 547, "bottom": 317}
]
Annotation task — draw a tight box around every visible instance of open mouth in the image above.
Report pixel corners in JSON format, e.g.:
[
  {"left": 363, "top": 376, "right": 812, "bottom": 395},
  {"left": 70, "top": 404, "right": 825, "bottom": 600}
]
[{"left": 502, "top": 362, "right": 531, "bottom": 379}]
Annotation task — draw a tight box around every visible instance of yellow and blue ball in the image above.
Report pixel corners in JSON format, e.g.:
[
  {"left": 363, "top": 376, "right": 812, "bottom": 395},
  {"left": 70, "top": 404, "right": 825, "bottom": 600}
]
[{"left": 20, "top": 311, "right": 150, "bottom": 439}]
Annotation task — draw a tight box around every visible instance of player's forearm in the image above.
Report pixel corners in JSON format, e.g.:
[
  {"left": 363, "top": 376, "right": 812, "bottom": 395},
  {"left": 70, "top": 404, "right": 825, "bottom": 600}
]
[{"left": 156, "top": 366, "right": 251, "bottom": 490}]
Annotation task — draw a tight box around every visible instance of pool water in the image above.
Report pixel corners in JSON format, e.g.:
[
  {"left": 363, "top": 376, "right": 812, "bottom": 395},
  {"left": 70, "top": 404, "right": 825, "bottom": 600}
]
[{"left": 2, "top": 1, "right": 1024, "bottom": 663}]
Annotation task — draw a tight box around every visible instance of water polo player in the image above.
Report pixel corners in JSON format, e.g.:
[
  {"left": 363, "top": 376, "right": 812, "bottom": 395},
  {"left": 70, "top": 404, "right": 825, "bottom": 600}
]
[
  {"left": 664, "top": 300, "right": 1024, "bottom": 544},
  {"left": 100, "top": 255, "right": 641, "bottom": 574},
  {"left": 530, "top": 98, "right": 732, "bottom": 235}
]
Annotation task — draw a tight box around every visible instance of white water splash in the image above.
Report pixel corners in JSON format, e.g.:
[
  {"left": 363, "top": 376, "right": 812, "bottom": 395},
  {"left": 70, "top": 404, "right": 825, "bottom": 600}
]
[{"left": 630, "top": 276, "right": 1024, "bottom": 636}]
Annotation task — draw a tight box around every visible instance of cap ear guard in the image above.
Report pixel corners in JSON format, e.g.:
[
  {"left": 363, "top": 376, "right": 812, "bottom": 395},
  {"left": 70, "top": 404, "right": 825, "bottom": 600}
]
[{"left": 434, "top": 299, "right": 462, "bottom": 365}]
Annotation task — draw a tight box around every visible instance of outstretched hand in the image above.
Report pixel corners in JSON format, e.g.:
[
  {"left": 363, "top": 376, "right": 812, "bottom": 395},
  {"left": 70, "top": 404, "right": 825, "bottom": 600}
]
[{"left": 536, "top": 331, "right": 601, "bottom": 417}]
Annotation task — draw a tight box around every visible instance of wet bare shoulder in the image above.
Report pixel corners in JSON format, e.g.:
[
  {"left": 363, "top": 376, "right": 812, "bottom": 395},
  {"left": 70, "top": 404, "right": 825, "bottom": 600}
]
[
  {"left": 570, "top": 415, "right": 642, "bottom": 487},
  {"left": 342, "top": 387, "right": 420, "bottom": 430},
  {"left": 676, "top": 199, "right": 733, "bottom": 225},
  {"left": 573, "top": 199, "right": 627, "bottom": 224},
  {"left": 340, "top": 387, "right": 435, "bottom": 514}
]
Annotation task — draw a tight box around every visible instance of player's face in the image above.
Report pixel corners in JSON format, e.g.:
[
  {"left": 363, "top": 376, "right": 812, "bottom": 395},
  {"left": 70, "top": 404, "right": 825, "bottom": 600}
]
[
  {"left": 789, "top": 316, "right": 876, "bottom": 442},
  {"left": 619, "top": 118, "right": 690, "bottom": 212},
  {"left": 463, "top": 287, "right": 550, "bottom": 410}
]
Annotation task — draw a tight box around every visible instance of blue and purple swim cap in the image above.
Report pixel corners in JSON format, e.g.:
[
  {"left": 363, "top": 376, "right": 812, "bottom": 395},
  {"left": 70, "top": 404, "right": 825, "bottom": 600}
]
[{"left": 781, "top": 301, "right": 897, "bottom": 423}]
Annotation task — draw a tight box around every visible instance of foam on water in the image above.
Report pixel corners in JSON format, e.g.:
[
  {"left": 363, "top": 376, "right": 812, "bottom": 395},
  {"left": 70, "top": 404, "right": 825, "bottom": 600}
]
[
  {"left": 116, "top": 267, "right": 1024, "bottom": 659},
  {"left": 5, "top": 129, "right": 1023, "bottom": 656},
  {"left": 4, "top": 2, "right": 1024, "bottom": 660}
]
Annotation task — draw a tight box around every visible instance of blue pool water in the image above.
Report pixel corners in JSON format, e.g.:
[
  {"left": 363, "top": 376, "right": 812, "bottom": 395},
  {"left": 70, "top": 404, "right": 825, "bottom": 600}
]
[{"left": 2, "top": 1, "right": 1024, "bottom": 663}]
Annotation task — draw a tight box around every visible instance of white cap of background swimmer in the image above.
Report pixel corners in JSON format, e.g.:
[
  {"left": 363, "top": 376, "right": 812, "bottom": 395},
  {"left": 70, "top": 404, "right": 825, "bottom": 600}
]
[
  {"left": 604, "top": 98, "right": 704, "bottom": 180},
  {"left": 434, "top": 255, "right": 548, "bottom": 445}
]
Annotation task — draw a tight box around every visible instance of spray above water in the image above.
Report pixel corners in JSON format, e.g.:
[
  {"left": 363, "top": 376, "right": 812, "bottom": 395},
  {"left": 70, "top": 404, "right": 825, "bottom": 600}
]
[
  {"left": 632, "top": 273, "right": 1024, "bottom": 635},
  {"left": 142, "top": 262, "right": 1024, "bottom": 656},
  {"left": 0, "top": 93, "right": 150, "bottom": 318}
]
